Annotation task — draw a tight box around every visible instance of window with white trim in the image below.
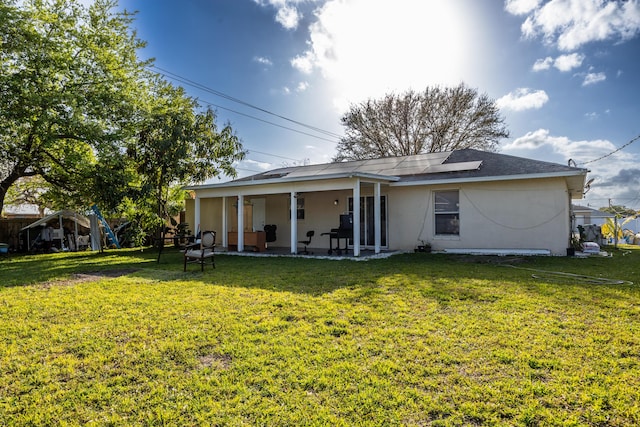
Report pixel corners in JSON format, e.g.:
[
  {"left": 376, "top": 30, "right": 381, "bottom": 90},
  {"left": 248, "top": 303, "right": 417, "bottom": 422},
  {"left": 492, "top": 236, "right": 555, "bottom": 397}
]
[{"left": 434, "top": 190, "right": 459, "bottom": 235}]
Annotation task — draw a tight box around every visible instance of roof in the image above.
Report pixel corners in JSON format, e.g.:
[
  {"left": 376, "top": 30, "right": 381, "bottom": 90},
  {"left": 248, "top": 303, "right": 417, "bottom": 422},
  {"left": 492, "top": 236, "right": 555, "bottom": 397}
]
[
  {"left": 188, "top": 149, "right": 588, "bottom": 193},
  {"left": 20, "top": 210, "right": 91, "bottom": 231},
  {"left": 572, "top": 205, "right": 615, "bottom": 217}
]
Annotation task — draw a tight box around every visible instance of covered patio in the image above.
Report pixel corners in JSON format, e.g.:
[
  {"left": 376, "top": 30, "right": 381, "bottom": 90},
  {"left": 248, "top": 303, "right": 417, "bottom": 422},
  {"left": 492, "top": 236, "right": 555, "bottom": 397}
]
[{"left": 186, "top": 171, "right": 395, "bottom": 257}]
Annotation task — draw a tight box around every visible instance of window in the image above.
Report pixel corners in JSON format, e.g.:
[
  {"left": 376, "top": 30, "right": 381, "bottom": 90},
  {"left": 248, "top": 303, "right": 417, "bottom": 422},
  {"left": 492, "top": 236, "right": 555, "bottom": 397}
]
[
  {"left": 289, "top": 197, "right": 305, "bottom": 220},
  {"left": 296, "top": 198, "right": 305, "bottom": 220},
  {"left": 435, "top": 190, "right": 459, "bottom": 235}
]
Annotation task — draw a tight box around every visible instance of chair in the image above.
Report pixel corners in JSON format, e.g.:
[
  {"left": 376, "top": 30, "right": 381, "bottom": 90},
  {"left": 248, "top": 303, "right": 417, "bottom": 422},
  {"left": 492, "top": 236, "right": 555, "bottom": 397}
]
[
  {"left": 264, "top": 224, "right": 277, "bottom": 245},
  {"left": 298, "top": 230, "right": 314, "bottom": 255},
  {"left": 184, "top": 231, "right": 216, "bottom": 272}
]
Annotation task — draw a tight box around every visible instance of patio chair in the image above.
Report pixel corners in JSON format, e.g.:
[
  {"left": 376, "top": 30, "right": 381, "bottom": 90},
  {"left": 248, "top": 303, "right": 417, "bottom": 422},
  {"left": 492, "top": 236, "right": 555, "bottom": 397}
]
[
  {"left": 184, "top": 230, "right": 216, "bottom": 272},
  {"left": 298, "top": 230, "right": 314, "bottom": 255}
]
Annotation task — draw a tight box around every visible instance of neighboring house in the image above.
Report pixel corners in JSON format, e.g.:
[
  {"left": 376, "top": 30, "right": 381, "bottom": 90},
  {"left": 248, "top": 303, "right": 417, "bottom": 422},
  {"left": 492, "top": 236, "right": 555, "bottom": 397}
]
[
  {"left": 572, "top": 204, "right": 615, "bottom": 229},
  {"left": 185, "top": 149, "right": 589, "bottom": 256}
]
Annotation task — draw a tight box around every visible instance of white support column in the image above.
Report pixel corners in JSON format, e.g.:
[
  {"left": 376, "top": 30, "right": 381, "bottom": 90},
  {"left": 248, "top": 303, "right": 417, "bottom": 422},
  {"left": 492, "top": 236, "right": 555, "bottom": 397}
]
[
  {"left": 194, "top": 196, "right": 201, "bottom": 236},
  {"left": 237, "top": 195, "right": 244, "bottom": 252},
  {"left": 353, "top": 179, "right": 361, "bottom": 257},
  {"left": 222, "top": 197, "right": 228, "bottom": 248},
  {"left": 290, "top": 192, "right": 297, "bottom": 254},
  {"left": 374, "top": 182, "right": 381, "bottom": 254}
]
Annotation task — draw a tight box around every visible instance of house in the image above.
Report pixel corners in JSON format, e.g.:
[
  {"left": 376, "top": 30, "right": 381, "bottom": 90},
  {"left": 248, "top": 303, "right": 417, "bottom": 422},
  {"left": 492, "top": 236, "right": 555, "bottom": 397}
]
[
  {"left": 184, "top": 149, "right": 589, "bottom": 256},
  {"left": 572, "top": 204, "right": 614, "bottom": 226}
]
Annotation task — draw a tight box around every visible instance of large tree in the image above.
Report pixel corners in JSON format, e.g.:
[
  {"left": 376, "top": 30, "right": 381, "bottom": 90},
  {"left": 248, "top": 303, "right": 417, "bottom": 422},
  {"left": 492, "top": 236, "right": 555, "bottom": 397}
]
[
  {"left": 127, "top": 77, "right": 245, "bottom": 239},
  {"left": 0, "top": 0, "right": 147, "bottom": 215},
  {"left": 334, "top": 83, "right": 509, "bottom": 161}
]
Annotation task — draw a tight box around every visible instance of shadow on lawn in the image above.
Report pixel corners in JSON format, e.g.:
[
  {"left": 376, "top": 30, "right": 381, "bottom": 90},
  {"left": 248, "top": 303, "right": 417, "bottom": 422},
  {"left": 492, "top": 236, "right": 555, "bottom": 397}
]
[
  {"left": 0, "top": 249, "right": 159, "bottom": 288},
  {"left": 2, "top": 246, "right": 638, "bottom": 299}
]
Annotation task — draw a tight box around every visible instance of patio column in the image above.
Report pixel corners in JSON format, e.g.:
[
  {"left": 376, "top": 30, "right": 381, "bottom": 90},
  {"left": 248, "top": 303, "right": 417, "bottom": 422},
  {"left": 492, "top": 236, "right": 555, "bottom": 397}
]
[
  {"left": 222, "top": 197, "right": 228, "bottom": 248},
  {"left": 374, "top": 182, "right": 381, "bottom": 254},
  {"left": 237, "top": 195, "right": 244, "bottom": 252},
  {"left": 290, "top": 192, "right": 297, "bottom": 254},
  {"left": 353, "top": 179, "right": 361, "bottom": 257},
  {"left": 194, "top": 196, "right": 201, "bottom": 236}
]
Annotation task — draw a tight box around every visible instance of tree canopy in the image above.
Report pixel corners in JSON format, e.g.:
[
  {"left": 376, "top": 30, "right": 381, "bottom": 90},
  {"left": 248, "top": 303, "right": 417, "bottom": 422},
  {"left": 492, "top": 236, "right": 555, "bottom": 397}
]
[
  {"left": 0, "top": 0, "right": 147, "bottom": 214},
  {"left": 599, "top": 205, "right": 638, "bottom": 218},
  {"left": 0, "top": 0, "right": 245, "bottom": 241},
  {"left": 127, "top": 77, "right": 245, "bottom": 239},
  {"left": 334, "top": 83, "right": 509, "bottom": 162}
]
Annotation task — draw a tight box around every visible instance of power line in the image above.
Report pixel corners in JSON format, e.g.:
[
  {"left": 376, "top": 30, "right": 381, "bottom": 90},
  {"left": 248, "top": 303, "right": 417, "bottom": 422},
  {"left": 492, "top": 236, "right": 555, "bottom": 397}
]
[
  {"left": 579, "top": 134, "right": 640, "bottom": 165},
  {"left": 149, "top": 65, "right": 343, "bottom": 140},
  {"left": 197, "top": 97, "right": 339, "bottom": 144},
  {"left": 245, "top": 149, "right": 299, "bottom": 162}
]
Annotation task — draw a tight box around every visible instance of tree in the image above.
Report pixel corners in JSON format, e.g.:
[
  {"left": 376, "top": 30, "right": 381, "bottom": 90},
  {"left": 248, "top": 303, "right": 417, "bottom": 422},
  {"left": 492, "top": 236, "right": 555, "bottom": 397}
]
[
  {"left": 600, "top": 205, "right": 638, "bottom": 218},
  {"left": 3, "top": 176, "right": 49, "bottom": 216},
  {"left": 126, "top": 78, "right": 245, "bottom": 241},
  {"left": 0, "top": 0, "right": 147, "bottom": 215},
  {"left": 334, "top": 83, "right": 509, "bottom": 162}
]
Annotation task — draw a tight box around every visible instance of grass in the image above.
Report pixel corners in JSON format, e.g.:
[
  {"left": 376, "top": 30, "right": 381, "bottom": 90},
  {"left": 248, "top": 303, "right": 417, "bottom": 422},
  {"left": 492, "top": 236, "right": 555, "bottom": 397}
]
[{"left": 0, "top": 247, "right": 639, "bottom": 426}]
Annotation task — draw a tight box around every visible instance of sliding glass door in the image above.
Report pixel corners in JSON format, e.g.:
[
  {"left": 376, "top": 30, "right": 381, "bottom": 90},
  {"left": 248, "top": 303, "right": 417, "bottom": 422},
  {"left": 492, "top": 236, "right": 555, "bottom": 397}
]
[{"left": 348, "top": 196, "right": 387, "bottom": 248}]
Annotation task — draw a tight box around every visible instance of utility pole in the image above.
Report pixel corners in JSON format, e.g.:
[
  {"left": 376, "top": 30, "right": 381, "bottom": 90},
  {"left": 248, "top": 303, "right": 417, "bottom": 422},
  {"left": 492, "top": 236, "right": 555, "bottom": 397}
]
[{"left": 609, "top": 198, "right": 618, "bottom": 249}]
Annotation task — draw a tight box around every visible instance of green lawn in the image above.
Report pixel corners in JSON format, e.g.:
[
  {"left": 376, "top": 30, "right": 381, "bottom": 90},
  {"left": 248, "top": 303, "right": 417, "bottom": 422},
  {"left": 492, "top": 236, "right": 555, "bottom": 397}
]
[{"left": 1, "top": 247, "right": 639, "bottom": 426}]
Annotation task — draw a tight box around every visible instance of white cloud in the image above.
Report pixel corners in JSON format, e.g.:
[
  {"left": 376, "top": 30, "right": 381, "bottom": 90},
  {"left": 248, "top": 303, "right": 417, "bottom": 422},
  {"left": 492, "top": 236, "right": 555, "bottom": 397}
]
[
  {"left": 502, "top": 129, "right": 639, "bottom": 207},
  {"left": 583, "top": 71, "right": 606, "bottom": 86},
  {"left": 585, "top": 112, "right": 599, "bottom": 120},
  {"left": 505, "top": 0, "right": 541, "bottom": 15},
  {"left": 553, "top": 53, "right": 584, "bottom": 71},
  {"left": 253, "top": 56, "right": 273, "bottom": 66},
  {"left": 253, "top": 0, "right": 308, "bottom": 30},
  {"left": 291, "top": 52, "right": 314, "bottom": 74},
  {"left": 532, "top": 56, "right": 553, "bottom": 71},
  {"left": 503, "top": 128, "right": 618, "bottom": 162},
  {"left": 296, "top": 81, "right": 309, "bottom": 92},
  {"left": 508, "top": 0, "right": 640, "bottom": 51},
  {"left": 289, "top": 0, "right": 479, "bottom": 111},
  {"left": 276, "top": 5, "right": 301, "bottom": 30},
  {"left": 496, "top": 88, "right": 549, "bottom": 111}
]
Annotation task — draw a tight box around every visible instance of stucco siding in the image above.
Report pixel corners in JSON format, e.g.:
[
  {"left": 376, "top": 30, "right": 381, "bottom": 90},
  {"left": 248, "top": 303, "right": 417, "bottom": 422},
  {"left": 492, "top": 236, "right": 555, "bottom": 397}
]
[
  {"left": 386, "top": 186, "right": 432, "bottom": 251},
  {"left": 200, "top": 198, "right": 221, "bottom": 233},
  {"left": 386, "top": 178, "right": 570, "bottom": 255}
]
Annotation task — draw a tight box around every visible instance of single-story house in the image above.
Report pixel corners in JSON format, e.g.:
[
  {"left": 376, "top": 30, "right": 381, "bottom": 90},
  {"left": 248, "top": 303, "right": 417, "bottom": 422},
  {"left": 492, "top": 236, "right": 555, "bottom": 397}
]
[
  {"left": 572, "top": 205, "right": 615, "bottom": 230},
  {"left": 184, "top": 149, "right": 589, "bottom": 256}
]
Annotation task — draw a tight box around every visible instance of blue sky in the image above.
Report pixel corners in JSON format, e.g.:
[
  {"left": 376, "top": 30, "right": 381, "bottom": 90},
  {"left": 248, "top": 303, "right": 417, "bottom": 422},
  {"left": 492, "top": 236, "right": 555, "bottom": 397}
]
[{"left": 119, "top": 0, "right": 640, "bottom": 211}]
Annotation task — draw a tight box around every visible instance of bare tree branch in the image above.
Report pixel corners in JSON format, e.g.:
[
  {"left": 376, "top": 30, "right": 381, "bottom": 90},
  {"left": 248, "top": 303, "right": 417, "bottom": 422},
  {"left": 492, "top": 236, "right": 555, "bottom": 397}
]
[{"left": 335, "top": 83, "right": 509, "bottom": 161}]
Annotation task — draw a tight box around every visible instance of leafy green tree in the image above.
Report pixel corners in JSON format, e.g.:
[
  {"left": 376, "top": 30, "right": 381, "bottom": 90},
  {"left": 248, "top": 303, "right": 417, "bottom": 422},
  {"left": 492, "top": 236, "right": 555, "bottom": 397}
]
[
  {"left": 335, "top": 83, "right": 509, "bottom": 161},
  {"left": 127, "top": 78, "right": 245, "bottom": 241},
  {"left": 0, "top": 0, "right": 147, "bottom": 215},
  {"left": 600, "top": 205, "right": 638, "bottom": 218}
]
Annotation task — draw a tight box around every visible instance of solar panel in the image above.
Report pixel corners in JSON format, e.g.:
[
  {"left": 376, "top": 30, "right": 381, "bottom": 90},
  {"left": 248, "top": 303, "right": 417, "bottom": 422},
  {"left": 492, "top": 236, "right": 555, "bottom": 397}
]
[
  {"left": 277, "top": 151, "right": 464, "bottom": 179},
  {"left": 426, "top": 161, "right": 482, "bottom": 173}
]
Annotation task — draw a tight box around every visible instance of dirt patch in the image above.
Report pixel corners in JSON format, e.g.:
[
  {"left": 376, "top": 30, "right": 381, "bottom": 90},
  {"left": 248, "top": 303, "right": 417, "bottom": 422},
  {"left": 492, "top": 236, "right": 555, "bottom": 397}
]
[
  {"left": 39, "top": 268, "right": 139, "bottom": 288},
  {"left": 197, "top": 353, "right": 232, "bottom": 370}
]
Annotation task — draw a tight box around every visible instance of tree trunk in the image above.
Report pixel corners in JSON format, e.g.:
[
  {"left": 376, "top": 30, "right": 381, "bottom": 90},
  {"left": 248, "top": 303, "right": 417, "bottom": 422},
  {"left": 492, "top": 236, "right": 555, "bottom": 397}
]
[{"left": 0, "top": 168, "right": 25, "bottom": 217}]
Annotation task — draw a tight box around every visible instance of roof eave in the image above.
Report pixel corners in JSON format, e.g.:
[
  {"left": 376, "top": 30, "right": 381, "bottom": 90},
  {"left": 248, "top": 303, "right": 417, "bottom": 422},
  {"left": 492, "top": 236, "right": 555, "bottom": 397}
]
[
  {"left": 391, "top": 170, "right": 588, "bottom": 190},
  {"left": 184, "top": 171, "right": 400, "bottom": 191}
]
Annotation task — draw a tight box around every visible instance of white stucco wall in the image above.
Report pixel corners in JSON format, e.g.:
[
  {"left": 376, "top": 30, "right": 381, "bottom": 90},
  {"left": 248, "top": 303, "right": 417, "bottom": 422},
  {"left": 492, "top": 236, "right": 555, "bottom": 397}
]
[{"left": 388, "top": 177, "right": 572, "bottom": 255}]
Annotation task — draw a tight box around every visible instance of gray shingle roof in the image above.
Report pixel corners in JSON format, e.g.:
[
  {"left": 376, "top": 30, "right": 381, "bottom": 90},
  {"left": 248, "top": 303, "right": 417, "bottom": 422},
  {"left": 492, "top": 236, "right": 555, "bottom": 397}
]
[
  {"left": 400, "top": 149, "right": 585, "bottom": 182},
  {"left": 234, "top": 148, "right": 586, "bottom": 183}
]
